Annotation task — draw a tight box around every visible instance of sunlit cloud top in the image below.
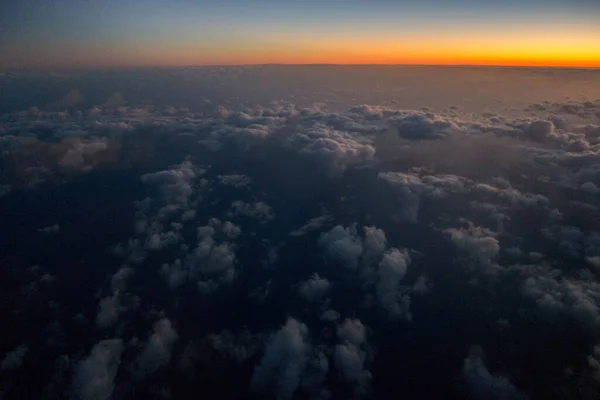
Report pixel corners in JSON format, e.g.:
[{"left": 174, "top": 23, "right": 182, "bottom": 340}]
[{"left": 1, "top": 0, "right": 599, "bottom": 68}]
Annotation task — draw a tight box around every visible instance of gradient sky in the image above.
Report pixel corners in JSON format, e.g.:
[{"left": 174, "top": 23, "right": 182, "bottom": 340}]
[{"left": 1, "top": 0, "right": 600, "bottom": 68}]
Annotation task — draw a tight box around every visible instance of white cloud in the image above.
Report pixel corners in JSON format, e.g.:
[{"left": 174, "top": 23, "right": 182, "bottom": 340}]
[
  {"left": 318, "top": 225, "right": 363, "bottom": 270},
  {"left": 298, "top": 274, "right": 331, "bottom": 302},
  {"left": 522, "top": 272, "right": 600, "bottom": 335},
  {"left": 462, "top": 346, "right": 527, "bottom": 400},
  {"left": 289, "top": 215, "right": 331, "bottom": 237},
  {"left": 217, "top": 174, "right": 252, "bottom": 188},
  {"left": 391, "top": 111, "right": 463, "bottom": 140},
  {"left": 252, "top": 318, "right": 310, "bottom": 399},
  {"left": 141, "top": 161, "right": 198, "bottom": 207},
  {"left": 230, "top": 200, "right": 274, "bottom": 222},
  {"left": 206, "top": 330, "right": 260, "bottom": 363},
  {"left": 288, "top": 125, "right": 375, "bottom": 175},
  {"left": 1, "top": 345, "right": 28, "bottom": 371},
  {"left": 38, "top": 224, "right": 60, "bottom": 234},
  {"left": 334, "top": 318, "right": 371, "bottom": 396},
  {"left": 96, "top": 293, "right": 122, "bottom": 329},
  {"left": 361, "top": 226, "right": 387, "bottom": 266},
  {"left": 337, "top": 318, "right": 366, "bottom": 346},
  {"left": 133, "top": 318, "right": 179, "bottom": 379},
  {"left": 72, "top": 339, "right": 124, "bottom": 400},
  {"left": 59, "top": 140, "right": 108, "bottom": 169},
  {"left": 375, "top": 248, "right": 412, "bottom": 320},
  {"left": 445, "top": 224, "right": 500, "bottom": 274}
]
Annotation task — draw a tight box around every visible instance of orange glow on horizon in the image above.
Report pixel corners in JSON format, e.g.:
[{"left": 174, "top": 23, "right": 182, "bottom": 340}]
[{"left": 3, "top": 31, "right": 600, "bottom": 69}]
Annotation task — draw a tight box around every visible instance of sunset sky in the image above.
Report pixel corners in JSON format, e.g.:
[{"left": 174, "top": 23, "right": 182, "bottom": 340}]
[{"left": 1, "top": 0, "right": 599, "bottom": 68}]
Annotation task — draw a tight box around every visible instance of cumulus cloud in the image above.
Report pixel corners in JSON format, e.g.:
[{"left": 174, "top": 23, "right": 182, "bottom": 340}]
[
  {"left": 252, "top": 318, "right": 310, "bottom": 399},
  {"left": 59, "top": 140, "right": 108, "bottom": 169},
  {"left": 378, "top": 171, "right": 471, "bottom": 222},
  {"left": 361, "top": 226, "right": 387, "bottom": 266},
  {"left": 1, "top": 345, "right": 28, "bottom": 371},
  {"left": 96, "top": 293, "right": 123, "bottom": 329},
  {"left": 230, "top": 200, "right": 274, "bottom": 222},
  {"left": 462, "top": 346, "right": 527, "bottom": 400},
  {"left": 318, "top": 225, "right": 363, "bottom": 270},
  {"left": 392, "top": 111, "right": 463, "bottom": 140},
  {"left": 72, "top": 339, "right": 124, "bottom": 400},
  {"left": 96, "top": 267, "right": 135, "bottom": 328},
  {"left": 217, "top": 174, "right": 252, "bottom": 188},
  {"left": 133, "top": 318, "right": 179, "bottom": 379},
  {"left": 298, "top": 274, "right": 331, "bottom": 302},
  {"left": 522, "top": 272, "right": 600, "bottom": 335},
  {"left": 375, "top": 248, "right": 412, "bottom": 320},
  {"left": 141, "top": 161, "right": 199, "bottom": 207},
  {"left": 541, "top": 224, "right": 586, "bottom": 259},
  {"left": 38, "top": 224, "right": 60, "bottom": 234},
  {"left": 206, "top": 330, "right": 261, "bottom": 364},
  {"left": 289, "top": 215, "right": 332, "bottom": 237},
  {"left": 288, "top": 125, "right": 375, "bottom": 175},
  {"left": 445, "top": 223, "right": 500, "bottom": 274},
  {"left": 334, "top": 319, "right": 371, "bottom": 396}
]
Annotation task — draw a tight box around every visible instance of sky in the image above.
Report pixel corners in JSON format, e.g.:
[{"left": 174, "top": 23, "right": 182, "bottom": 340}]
[{"left": 1, "top": 0, "right": 600, "bottom": 68}]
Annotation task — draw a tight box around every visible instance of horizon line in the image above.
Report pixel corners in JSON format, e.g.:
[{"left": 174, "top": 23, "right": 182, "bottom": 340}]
[{"left": 2, "top": 63, "right": 600, "bottom": 72}]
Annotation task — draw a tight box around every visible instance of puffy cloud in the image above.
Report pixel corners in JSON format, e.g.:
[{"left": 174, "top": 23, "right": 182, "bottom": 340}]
[
  {"left": 541, "top": 224, "right": 586, "bottom": 259},
  {"left": 361, "top": 226, "right": 387, "bottom": 266},
  {"left": 379, "top": 171, "right": 471, "bottom": 222},
  {"left": 96, "top": 293, "right": 122, "bottom": 329},
  {"left": 96, "top": 267, "right": 135, "bottom": 328},
  {"left": 133, "top": 318, "right": 179, "bottom": 379},
  {"left": 288, "top": 125, "right": 375, "bottom": 175},
  {"left": 321, "top": 309, "right": 341, "bottom": 323},
  {"left": 59, "top": 140, "right": 108, "bottom": 169},
  {"left": 160, "top": 218, "right": 243, "bottom": 291},
  {"left": 217, "top": 174, "right": 252, "bottom": 188},
  {"left": 589, "top": 344, "right": 600, "bottom": 383},
  {"left": 375, "top": 248, "right": 412, "bottom": 320},
  {"left": 392, "top": 111, "right": 462, "bottom": 140},
  {"left": 289, "top": 215, "right": 332, "bottom": 237},
  {"left": 298, "top": 274, "right": 331, "bottom": 302},
  {"left": 206, "top": 330, "right": 261, "bottom": 364},
  {"left": 252, "top": 318, "right": 310, "bottom": 399},
  {"left": 186, "top": 223, "right": 237, "bottom": 286},
  {"left": 522, "top": 272, "right": 600, "bottom": 335},
  {"left": 38, "top": 224, "right": 60, "bottom": 234},
  {"left": 72, "top": 339, "right": 124, "bottom": 400},
  {"left": 1, "top": 345, "right": 28, "bottom": 371},
  {"left": 337, "top": 318, "right": 366, "bottom": 346},
  {"left": 474, "top": 183, "right": 549, "bottom": 209},
  {"left": 141, "top": 161, "right": 198, "bottom": 207},
  {"left": 334, "top": 319, "right": 371, "bottom": 396},
  {"left": 462, "top": 346, "right": 527, "bottom": 400},
  {"left": 230, "top": 200, "right": 274, "bottom": 222},
  {"left": 445, "top": 224, "right": 500, "bottom": 274},
  {"left": 524, "top": 119, "right": 555, "bottom": 142},
  {"left": 379, "top": 171, "right": 470, "bottom": 199},
  {"left": 581, "top": 181, "right": 600, "bottom": 194},
  {"left": 318, "top": 225, "right": 363, "bottom": 270}
]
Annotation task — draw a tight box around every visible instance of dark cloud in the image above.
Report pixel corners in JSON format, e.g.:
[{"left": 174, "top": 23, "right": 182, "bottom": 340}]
[
  {"left": 289, "top": 215, "right": 332, "bottom": 237},
  {"left": 462, "top": 346, "right": 527, "bottom": 400},
  {"left": 0, "top": 345, "right": 28, "bottom": 372},
  {"left": 298, "top": 274, "right": 331, "bottom": 302},
  {"left": 334, "top": 319, "right": 371, "bottom": 396},
  {"left": 318, "top": 225, "right": 363, "bottom": 270},
  {"left": 252, "top": 318, "right": 310, "bottom": 399},
  {"left": 217, "top": 174, "right": 252, "bottom": 188},
  {"left": 72, "top": 339, "right": 123, "bottom": 400},
  {"left": 133, "top": 318, "right": 179, "bottom": 379}
]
